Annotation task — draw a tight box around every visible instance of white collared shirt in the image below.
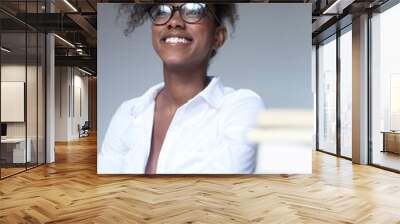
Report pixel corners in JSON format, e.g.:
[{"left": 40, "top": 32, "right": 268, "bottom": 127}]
[{"left": 98, "top": 77, "right": 265, "bottom": 174}]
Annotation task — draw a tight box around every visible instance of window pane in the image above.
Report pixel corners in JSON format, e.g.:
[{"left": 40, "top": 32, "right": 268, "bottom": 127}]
[
  {"left": 27, "top": 31, "right": 38, "bottom": 169},
  {"left": 340, "top": 28, "right": 352, "bottom": 158},
  {"left": 318, "top": 36, "right": 337, "bottom": 154},
  {"left": 371, "top": 3, "right": 400, "bottom": 171},
  {"left": 38, "top": 32, "right": 45, "bottom": 165}
]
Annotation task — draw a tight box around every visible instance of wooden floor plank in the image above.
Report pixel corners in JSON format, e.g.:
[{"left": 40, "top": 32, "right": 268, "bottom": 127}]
[{"left": 1, "top": 134, "right": 400, "bottom": 223}]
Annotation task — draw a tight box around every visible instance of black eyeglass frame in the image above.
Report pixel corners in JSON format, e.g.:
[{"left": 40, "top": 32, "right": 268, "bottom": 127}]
[{"left": 148, "top": 3, "right": 222, "bottom": 26}]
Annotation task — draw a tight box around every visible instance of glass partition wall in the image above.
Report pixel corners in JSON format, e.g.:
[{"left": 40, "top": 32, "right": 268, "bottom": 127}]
[{"left": 0, "top": 1, "right": 46, "bottom": 179}]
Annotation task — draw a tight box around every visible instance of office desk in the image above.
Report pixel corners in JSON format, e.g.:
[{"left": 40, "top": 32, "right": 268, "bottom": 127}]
[
  {"left": 382, "top": 131, "right": 400, "bottom": 154},
  {"left": 1, "top": 138, "right": 31, "bottom": 163}
]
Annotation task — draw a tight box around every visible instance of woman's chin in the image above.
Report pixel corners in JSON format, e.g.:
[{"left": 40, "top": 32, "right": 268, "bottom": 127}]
[{"left": 162, "top": 58, "right": 192, "bottom": 68}]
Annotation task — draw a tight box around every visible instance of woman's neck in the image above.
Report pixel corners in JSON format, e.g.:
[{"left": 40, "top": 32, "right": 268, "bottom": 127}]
[{"left": 160, "top": 63, "right": 209, "bottom": 107}]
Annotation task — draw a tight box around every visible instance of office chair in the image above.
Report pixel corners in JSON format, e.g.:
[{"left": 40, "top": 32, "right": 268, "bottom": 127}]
[{"left": 79, "top": 121, "right": 90, "bottom": 138}]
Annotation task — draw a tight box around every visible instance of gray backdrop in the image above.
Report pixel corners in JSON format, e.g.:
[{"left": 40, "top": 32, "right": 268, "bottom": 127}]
[{"left": 98, "top": 3, "right": 312, "bottom": 146}]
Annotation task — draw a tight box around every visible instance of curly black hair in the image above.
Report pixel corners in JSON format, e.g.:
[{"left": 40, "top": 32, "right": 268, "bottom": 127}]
[{"left": 119, "top": 3, "right": 239, "bottom": 58}]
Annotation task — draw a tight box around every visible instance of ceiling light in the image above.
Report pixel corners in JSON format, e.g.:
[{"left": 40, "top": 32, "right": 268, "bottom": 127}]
[
  {"left": 63, "top": 0, "right": 78, "bottom": 12},
  {"left": 322, "top": 0, "right": 354, "bottom": 15},
  {"left": 54, "top": 34, "right": 75, "bottom": 48},
  {"left": 1, "top": 47, "right": 11, "bottom": 53},
  {"left": 78, "top": 67, "right": 93, "bottom": 76},
  {"left": 76, "top": 48, "right": 86, "bottom": 56}
]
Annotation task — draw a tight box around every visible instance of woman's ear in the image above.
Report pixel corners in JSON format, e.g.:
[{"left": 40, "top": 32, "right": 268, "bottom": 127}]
[{"left": 213, "top": 26, "right": 227, "bottom": 51}]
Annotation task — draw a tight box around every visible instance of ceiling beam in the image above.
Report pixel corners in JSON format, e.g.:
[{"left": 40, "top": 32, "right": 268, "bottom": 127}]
[
  {"left": 322, "top": 0, "right": 356, "bottom": 14},
  {"left": 67, "top": 13, "right": 97, "bottom": 40},
  {"left": 55, "top": 55, "right": 96, "bottom": 70}
]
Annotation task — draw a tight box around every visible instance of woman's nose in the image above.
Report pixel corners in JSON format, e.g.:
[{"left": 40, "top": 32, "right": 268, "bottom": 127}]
[{"left": 167, "top": 10, "right": 185, "bottom": 29}]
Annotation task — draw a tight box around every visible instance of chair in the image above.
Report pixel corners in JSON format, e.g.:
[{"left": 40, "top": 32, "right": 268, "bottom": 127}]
[{"left": 79, "top": 121, "right": 90, "bottom": 138}]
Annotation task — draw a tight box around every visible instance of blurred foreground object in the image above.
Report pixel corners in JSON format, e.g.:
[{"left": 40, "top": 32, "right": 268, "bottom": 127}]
[{"left": 248, "top": 109, "right": 313, "bottom": 174}]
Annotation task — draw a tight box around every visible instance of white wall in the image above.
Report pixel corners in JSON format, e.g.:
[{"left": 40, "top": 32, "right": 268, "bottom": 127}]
[
  {"left": 55, "top": 67, "right": 89, "bottom": 141},
  {"left": 1, "top": 65, "right": 38, "bottom": 137},
  {"left": 72, "top": 73, "right": 89, "bottom": 138},
  {"left": 1, "top": 63, "right": 46, "bottom": 164},
  {"left": 55, "top": 66, "right": 68, "bottom": 141}
]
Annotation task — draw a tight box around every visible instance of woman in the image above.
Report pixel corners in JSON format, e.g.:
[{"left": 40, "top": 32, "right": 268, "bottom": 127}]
[{"left": 98, "top": 3, "right": 265, "bottom": 174}]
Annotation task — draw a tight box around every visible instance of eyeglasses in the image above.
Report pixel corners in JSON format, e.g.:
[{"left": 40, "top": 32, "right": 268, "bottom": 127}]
[{"left": 148, "top": 3, "right": 221, "bottom": 26}]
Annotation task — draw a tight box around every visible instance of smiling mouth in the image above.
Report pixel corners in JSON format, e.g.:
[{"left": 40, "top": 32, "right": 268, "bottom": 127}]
[{"left": 162, "top": 37, "right": 193, "bottom": 45}]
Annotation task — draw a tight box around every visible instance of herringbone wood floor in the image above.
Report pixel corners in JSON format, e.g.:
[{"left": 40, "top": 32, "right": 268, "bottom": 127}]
[{"left": 1, "top": 134, "right": 400, "bottom": 224}]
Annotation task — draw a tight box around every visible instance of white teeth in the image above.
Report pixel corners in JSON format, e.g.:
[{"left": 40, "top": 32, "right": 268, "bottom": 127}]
[{"left": 165, "top": 37, "right": 189, "bottom": 44}]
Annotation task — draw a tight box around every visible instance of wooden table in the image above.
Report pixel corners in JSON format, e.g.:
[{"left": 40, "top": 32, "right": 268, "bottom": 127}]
[
  {"left": 381, "top": 131, "right": 400, "bottom": 154},
  {"left": 1, "top": 138, "right": 31, "bottom": 164}
]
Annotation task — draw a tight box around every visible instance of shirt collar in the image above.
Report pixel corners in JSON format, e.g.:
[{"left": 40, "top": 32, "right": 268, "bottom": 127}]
[
  {"left": 197, "top": 76, "right": 224, "bottom": 108},
  {"left": 129, "top": 76, "right": 224, "bottom": 116}
]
